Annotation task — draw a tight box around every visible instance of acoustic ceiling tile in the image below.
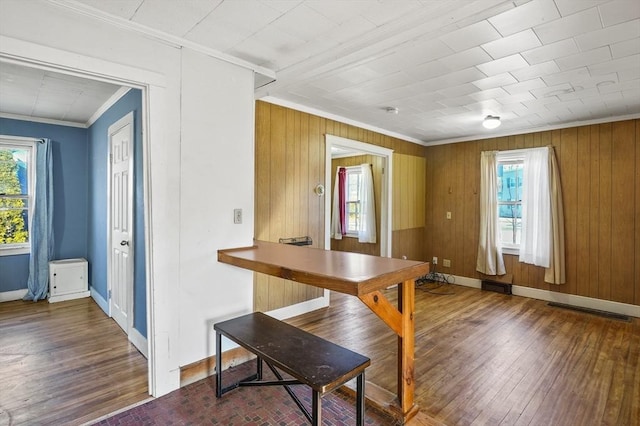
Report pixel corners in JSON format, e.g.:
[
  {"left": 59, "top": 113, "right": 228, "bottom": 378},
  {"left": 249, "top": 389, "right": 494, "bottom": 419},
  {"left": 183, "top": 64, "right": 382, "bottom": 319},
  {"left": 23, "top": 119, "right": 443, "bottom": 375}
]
[
  {"left": 438, "top": 47, "right": 493, "bottom": 71},
  {"left": 510, "top": 60, "right": 561, "bottom": 81},
  {"left": 555, "top": 46, "right": 612, "bottom": 71},
  {"left": 588, "top": 53, "right": 640, "bottom": 75},
  {"left": 611, "top": 38, "right": 640, "bottom": 58},
  {"left": 476, "top": 54, "right": 529, "bottom": 76},
  {"left": 553, "top": 0, "right": 609, "bottom": 17},
  {"left": 488, "top": 0, "right": 560, "bottom": 37},
  {"left": 438, "top": 20, "right": 502, "bottom": 52},
  {"left": 533, "top": 7, "right": 602, "bottom": 44},
  {"left": 472, "top": 72, "right": 519, "bottom": 90},
  {"left": 598, "top": 0, "right": 640, "bottom": 26},
  {"left": 541, "top": 67, "right": 591, "bottom": 86},
  {"left": 521, "top": 38, "right": 579, "bottom": 64},
  {"left": 481, "top": 29, "right": 542, "bottom": 60},
  {"left": 502, "top": 77, "right": 547, "bottom": 94},
  {"left": 575, "top": 19, "right": 640, "bottom": 51}
]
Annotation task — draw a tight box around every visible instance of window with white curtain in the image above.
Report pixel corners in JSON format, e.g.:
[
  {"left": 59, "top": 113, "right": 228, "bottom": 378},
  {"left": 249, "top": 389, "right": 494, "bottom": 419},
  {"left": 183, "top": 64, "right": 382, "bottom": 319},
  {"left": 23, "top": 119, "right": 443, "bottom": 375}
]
[{"left": 477, "top": 146, "right": 565, "bottom": 284}]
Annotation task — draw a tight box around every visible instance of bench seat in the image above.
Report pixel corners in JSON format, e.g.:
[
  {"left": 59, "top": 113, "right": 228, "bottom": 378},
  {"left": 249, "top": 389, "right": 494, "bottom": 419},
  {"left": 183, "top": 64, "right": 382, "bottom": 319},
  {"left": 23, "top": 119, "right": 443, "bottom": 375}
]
[{"left": 214, "top": 312, "right": 370, "bottom": 425}]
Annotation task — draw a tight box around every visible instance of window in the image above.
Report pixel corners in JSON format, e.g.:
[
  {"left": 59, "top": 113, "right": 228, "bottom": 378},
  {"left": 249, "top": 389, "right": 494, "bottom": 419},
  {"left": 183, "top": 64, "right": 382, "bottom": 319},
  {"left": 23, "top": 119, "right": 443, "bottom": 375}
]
[
  {"left": 0, "top": 137, "right": 35, "bottom": 256},
  {"left": 496, "top": 153, "right": 523, "bottom": 254},
  {"left": 344, "top": 167, "right": 362, "bottom": 236}
]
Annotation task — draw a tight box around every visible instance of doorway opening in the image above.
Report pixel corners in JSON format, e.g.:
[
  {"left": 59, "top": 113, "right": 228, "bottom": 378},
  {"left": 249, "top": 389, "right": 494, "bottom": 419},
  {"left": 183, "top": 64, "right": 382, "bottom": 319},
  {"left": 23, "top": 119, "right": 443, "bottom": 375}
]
[{"left": 324, "top": 134, "right": 393, "bottom": 257}]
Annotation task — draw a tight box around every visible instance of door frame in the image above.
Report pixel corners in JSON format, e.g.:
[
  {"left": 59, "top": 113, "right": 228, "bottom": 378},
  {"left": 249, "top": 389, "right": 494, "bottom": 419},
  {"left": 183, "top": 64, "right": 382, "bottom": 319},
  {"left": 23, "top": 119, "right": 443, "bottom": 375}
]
[
  {"left": 324, "top": 134, "right": 393, "bottom": 257},
  {"left": 0, "top": 36, "right": 172, "bottom": 396},
  {"left": 107, "top": 111, "right": 135, "bottom": 335}
]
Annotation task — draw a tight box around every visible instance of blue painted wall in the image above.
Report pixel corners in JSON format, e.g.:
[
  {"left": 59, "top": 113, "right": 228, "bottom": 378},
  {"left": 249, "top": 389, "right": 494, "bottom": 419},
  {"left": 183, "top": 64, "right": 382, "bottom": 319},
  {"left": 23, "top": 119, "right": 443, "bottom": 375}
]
[
  {"left": 0, "top": 118, "right": 88, "bottom": 291},
  {"left": 87, "top": 89, "right": 146, "bottom": 337}
]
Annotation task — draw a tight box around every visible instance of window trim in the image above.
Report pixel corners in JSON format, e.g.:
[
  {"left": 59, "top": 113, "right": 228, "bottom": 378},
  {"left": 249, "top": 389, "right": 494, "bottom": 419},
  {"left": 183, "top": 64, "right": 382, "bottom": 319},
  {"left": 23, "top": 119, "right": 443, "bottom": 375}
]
[
  {"left": 496, "top": 152, "right": 524, "bottom": 255},
  {"left": 0, "top": 136, "right": 37, "bottom": 257}
]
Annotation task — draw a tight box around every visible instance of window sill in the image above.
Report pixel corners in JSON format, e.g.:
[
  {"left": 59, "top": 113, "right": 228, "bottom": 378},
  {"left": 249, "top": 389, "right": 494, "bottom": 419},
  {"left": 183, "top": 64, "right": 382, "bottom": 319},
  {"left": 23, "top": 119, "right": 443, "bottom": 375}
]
[
  {"left": 0, "top": 246, "right": 30, "bottom": 257},
  {"left": 502, "top": 247, "right": 520, "bottom": 256}
]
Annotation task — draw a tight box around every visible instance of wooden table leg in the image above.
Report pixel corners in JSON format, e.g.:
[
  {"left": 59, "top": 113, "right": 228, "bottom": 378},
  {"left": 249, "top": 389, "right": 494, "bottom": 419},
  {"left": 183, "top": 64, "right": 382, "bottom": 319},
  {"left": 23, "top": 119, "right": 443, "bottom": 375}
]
[
  {"left": 358, "top": 278, "right": 418, "bottom": 423},
  {"left": 398, "top": 279, "right": 415, "bottom": 417}
]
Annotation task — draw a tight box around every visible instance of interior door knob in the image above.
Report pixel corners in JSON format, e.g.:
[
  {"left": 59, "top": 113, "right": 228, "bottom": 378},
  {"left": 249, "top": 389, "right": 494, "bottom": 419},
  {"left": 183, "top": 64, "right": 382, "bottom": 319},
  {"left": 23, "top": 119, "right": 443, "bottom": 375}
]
[{"left": 120, "top": 240, "right": 129, "bottom": 246}]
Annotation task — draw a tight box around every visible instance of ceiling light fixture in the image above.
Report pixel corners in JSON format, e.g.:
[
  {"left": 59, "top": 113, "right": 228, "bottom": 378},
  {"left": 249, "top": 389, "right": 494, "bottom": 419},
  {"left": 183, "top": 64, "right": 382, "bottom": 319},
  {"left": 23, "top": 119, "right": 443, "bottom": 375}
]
[
  {"left": 483, "top": 115, "right": 501, "bottom": 129},
  {"left": 385, "top": 106, "right": 399, "bottom": 114}
]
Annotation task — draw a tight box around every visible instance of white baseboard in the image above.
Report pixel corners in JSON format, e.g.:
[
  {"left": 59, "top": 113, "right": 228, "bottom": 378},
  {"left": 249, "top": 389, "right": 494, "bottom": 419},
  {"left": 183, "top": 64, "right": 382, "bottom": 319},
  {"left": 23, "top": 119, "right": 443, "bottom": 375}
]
[
  {"left": 49, "top": 290, "right": 90, "bottom": 303},
  {"left": 451, "top": 274, "right": 640, "bottom": 318},
  {"left": 129, "top": 327, "right": 148, "bottom": 359},
  {"left": 266, "top": 289, "right": 330, "bottom": 320},
  {"left": 90, "top": 286, "right": 109, "bottom": 315},
  {"left": 0, "top": 288, "right": 28, "bottom": 302}
]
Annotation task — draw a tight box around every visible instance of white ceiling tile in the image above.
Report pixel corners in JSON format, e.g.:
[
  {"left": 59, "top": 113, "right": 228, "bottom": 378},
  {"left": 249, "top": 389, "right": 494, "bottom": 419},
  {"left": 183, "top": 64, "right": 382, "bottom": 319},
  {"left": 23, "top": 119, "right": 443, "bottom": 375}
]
[
  {"left": 438, "top": 47, "right": 493, "bottom": 71},
  {"left": 542, "top": 67, "right": 592, "bottom": 86},
  {"left": 557, "top": 87, "right": 600, "bottom": 101},
  {"left": 322, "top": 16, "right": 377, "bottom": 45},
  {"left": 481, "top": 29, "right": 542, "bottom": 60},
  {"left": 502, "top": 77, "right": 547, "bottom": 94},
  {"left": 305, "top": 0, "right": 369, "bottom": 23},
  {"left": 553, "top": 0, "right": 608, "bottom": 16},
  {"left": 488, "top": 0, "right": 560, "bottom": 37},
  {"left": 476, "top": 54, "right": 529, "bottom": 76},
  {"left": 611, "top": 38, "right": 640, "bottom": 58},
  {"left": 618, "top": 68, "right": 640, "bottom": 81},
  {"left": 437, "top": 95, "right": 476, "bottom": 108},
  {"left": 588, "top": 53, "right": 640, "bottom": 74},
  {"left": 555, "top": 46, "right": 612, "bottom": 71},
  {"left": 468, "top": 87, "right": 510, "bottom": 101},
  {"left": 437, "top": 83, "right": 479, "bottom": 98},
  {"left": 521, "top": 38, "right": 579, "bottom": 64},
  {"left": 533, "top": 7, "right": 602, "bottom": 44},
  {"left": 438, "top": 20, "right": 501, "bottom": 52},
  {"left": 575, "top": 19, "right": 640, "bottom": 51},
  {"left": 362, "top": 0, "right": 424, "bottom": 26},
  {"left": 530, "top": 82, "right": 574, "bottom": 98},
  {"left": 598, "top": 0, "right": 640, "bottom": 26},
  {"left": 273, "top": 4, "right": 337, "bottom": 41},
  {"left": 132, "top": 0, "right": 222, "bottom": 37},
  {"left": 496, "top": 92, "right": 536, "bottom": 105},
  {"left": 78, "top": 0, "right": 144, "bottom": 19},
  {"left": 510, "top": 60, "right": 561, "bottom": 81},
  {"left": 406, "top": 60, "right": 453, "bottom": 81},
  {"left": 472, "top": 72, "right": 519, "bottom": 90}
]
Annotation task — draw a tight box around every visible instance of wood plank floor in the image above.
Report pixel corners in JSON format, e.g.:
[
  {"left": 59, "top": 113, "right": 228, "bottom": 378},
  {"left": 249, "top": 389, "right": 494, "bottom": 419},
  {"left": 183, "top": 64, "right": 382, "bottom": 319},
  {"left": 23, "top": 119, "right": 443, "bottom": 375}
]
[
  {"left": 287, "top": 283, "right": 640, "bottom": 426},
  {"left": 2, "top": 285, "right": 638, "bottom": 425},
  {"left": 0, "top": 297, "right": 149, "bottom": 426}
]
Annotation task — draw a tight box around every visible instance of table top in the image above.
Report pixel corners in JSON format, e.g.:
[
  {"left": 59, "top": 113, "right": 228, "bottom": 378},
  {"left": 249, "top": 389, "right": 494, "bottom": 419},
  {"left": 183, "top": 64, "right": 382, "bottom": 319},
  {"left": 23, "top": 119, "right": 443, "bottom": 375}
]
[{"left": 218, "top": 240, "right": 430, "bottom": 297}]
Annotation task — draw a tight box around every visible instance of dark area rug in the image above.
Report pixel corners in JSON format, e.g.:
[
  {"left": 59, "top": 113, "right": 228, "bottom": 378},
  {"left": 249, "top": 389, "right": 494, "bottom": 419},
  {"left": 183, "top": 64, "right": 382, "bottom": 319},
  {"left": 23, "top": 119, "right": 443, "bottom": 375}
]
[{"left": 93, "top": 361, "right": 399, "bottom": 425}]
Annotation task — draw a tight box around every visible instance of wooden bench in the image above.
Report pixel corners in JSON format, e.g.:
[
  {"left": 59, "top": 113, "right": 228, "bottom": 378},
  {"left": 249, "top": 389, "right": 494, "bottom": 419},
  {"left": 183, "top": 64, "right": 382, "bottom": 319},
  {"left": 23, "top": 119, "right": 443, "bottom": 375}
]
[{"left": 214, "top": 312, "right": 371, "bottom": 425}]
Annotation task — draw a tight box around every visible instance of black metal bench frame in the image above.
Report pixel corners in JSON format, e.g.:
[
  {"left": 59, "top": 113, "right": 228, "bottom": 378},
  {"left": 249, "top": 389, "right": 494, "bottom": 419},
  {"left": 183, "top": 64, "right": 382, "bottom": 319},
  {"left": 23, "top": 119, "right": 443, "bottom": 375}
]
[{"left": 214, "top": 312, "right": 370, "bottom": 425}]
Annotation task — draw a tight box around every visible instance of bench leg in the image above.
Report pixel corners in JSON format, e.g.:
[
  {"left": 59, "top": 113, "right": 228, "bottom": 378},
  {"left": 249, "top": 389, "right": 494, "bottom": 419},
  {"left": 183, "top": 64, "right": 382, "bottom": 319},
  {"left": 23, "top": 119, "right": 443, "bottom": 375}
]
[
  {"left": 215, "top": 331, "right": 222, "bottom": 398},
  {"left": 356, "top": 372, "right": 365, "bottom": 426},
  {"left": 312, "top": 390, "right": 321, "bottom": 426}
]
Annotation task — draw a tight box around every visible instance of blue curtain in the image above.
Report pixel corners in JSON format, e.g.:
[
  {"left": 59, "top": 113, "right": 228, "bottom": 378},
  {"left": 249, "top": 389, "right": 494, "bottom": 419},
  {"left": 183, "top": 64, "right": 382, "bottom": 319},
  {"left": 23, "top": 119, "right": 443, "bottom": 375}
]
[{"left": 24, "top": 139, "right": 54, "bottom": 301}]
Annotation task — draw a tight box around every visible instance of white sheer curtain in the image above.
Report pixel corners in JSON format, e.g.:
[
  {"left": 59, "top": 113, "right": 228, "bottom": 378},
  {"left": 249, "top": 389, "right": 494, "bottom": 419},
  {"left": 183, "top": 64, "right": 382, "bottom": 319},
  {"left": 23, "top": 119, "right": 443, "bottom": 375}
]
[
  {"left": 476, "top": 151, "right": 506, "bottom": 276},
  {"left": 520, "top": 146, "right": 565, "bottom": 284},
  {"left": 358, "top": 163, "right": 376, "bottom": 243}
]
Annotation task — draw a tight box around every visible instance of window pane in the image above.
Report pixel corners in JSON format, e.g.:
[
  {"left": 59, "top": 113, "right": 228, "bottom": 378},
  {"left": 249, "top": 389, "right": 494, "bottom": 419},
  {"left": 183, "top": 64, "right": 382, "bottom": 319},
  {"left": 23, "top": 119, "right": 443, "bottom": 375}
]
[
  {"left": 0, "top": 147, "right": 30, "bottom": 245},
  {"left": 497, "top": 161, "right": 523, "bottom": 248},
  {"left": 344, "top": 169, "right": 362, "bottom": 234}
]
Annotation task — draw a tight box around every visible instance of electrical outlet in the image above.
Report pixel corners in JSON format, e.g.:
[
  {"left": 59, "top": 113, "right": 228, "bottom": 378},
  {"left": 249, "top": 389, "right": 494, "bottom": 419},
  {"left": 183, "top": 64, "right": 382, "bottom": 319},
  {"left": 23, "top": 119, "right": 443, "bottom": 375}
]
[
  {"left": 446, "top": 211, "right": 452, "bottom": 219},
  {"left": 432, "top": 256, "right": 438, "bottom": 265},
  {"left": 443, "top": 259, "right": 451, "bottom": 267},
  {"left": 234, "top": 208, "right": 242, "bottom": 224}
]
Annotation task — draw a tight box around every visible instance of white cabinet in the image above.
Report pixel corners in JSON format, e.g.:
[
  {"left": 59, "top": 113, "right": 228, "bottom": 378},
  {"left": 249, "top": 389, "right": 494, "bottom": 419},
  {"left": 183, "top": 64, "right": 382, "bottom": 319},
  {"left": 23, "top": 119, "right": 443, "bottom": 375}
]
[{"left": 49, "top": 258, "right": 90, "bottom": 303}]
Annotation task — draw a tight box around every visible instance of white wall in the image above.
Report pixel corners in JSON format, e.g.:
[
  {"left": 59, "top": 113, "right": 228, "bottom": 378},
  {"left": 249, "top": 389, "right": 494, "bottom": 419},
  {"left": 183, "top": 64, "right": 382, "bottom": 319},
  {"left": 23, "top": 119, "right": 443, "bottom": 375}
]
[{"left": 0, "top": 0, "right": 255, "bottom": 396}]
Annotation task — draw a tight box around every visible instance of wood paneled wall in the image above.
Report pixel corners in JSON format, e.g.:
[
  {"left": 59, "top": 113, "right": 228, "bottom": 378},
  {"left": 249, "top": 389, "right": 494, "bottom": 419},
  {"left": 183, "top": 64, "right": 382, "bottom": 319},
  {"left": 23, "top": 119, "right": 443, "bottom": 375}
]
[
  {"left": 330, "top": 155, "right": 382, "bottom": 256},
  {"left": 424, "top": 119, "right": 640, "bottom": 306},
  {"left": 254, "top": 101, "right": 427, "bottom": 311}
]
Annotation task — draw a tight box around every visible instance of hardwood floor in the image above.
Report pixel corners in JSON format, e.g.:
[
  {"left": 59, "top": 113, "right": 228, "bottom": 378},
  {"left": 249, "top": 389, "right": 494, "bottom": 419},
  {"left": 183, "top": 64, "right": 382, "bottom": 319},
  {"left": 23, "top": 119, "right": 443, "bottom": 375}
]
[
  {"left": 287, "top": 284, "right": 640, "bottom": 426},
  {"left": 0, "top": 297, "right": 149, "bottom": 426},
  {"left": 2, "top": 286, "right": 637, "bottom": 426}
]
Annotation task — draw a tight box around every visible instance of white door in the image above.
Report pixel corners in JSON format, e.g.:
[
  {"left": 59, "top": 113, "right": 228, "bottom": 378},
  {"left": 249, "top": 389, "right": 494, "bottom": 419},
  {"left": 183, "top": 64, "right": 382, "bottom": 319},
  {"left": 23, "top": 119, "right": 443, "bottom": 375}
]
[{"left": 108, "top": 112, "right": 134, "bottom": 333}]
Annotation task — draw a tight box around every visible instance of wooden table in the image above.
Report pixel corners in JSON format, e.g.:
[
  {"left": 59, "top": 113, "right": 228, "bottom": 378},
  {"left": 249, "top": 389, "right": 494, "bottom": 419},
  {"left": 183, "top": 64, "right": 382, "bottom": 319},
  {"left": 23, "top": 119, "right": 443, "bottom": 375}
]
[{"left": 218, "top": 240, "right": 430, "bottom": 423}]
